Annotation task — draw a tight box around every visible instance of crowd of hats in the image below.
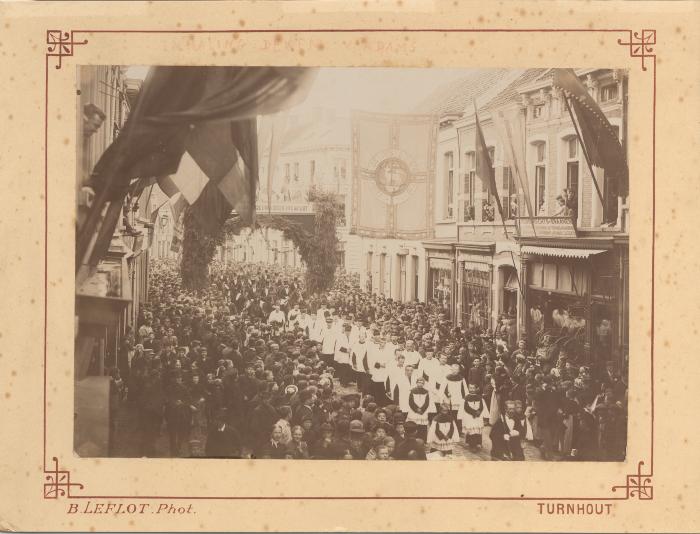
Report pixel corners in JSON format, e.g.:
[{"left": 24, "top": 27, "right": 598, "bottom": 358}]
[{"left": 124, "top": 258, "right": 628, "bottom": 460}]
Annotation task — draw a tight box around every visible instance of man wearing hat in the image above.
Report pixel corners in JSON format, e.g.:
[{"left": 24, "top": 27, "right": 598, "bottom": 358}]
[
  {"left": 292, "top": 388, "right": 317, "bottom": 427},
  {"left": 164, "top": 371, "right": 195, "bottom": 457},
  {"left": 205, "top": 408, "right": 242, "bottom": 458},
  {"left": 393, "top": 420, "right": 427, "bottom": 460},
  {"left": 533, "top": 375, "right": 562, "bottom": 460},
  {"left": 311, "top": 423, "right": 341, "bottom": 459},
  {"left": 343, "top": 420, "right": 371, "bottom": 459}
]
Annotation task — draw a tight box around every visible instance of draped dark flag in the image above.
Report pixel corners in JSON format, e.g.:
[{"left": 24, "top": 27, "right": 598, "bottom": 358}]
[
  {"left": 474, "top": 106, "right": 505, "bottom": 225},
  {"left": 79, "top": 66, "right": 315, "bottom": 270},
  {"left": 552, "top": 68, "right": 628, "bottom": 196}
]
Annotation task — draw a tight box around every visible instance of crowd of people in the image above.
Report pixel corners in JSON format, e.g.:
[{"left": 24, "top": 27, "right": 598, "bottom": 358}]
[{"left": 115, "top": 259, "right": 628, "bottom": 461}]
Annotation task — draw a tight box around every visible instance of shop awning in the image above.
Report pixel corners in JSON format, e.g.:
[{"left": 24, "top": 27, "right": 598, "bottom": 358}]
[{"left": 521, "top": 246, "right": 607, "bottom": 259}]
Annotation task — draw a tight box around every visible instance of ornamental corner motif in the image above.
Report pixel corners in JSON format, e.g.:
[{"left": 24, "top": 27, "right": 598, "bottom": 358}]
[
  {"left": 611, "top": 461, "right": 653, "bottom": 500},
  {"left": 44, "top": 457, "right": 84, "bottom": 499},
  {"left": 617, "top": 30, "right": 656, "bottom": 71},
  {"left": 46, "top": 30, "right": 88, "bottom": 70}
]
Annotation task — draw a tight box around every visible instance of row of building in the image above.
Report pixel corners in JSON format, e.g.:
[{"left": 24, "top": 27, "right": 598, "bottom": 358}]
[
  {"left": 205, "top": 68, "right": 629, "bottom": 368},
  {"left": 74, "top": 66, "right": 153, "bottom": 455}
]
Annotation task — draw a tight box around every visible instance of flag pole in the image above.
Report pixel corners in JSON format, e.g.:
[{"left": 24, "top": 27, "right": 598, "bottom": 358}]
[
  {"left": 563, "top": 95, "right": 605, "bottom": 206},
  {"left": 473, "top": 102, "right": 509, "bottom": 241}
]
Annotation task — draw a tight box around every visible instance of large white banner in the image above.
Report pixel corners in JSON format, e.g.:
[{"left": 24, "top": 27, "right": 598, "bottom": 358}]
[{"left": 351, "top": 111, "right": 438, "bottom": 239}]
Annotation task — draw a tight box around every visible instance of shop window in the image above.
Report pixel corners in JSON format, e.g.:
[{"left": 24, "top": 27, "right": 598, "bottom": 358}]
[
  {"left": 463, "top": 268, "right": 490, "bottom": 331},
  {"left": 502, "top": 269, "right": 519, "bottom": 319},
  {"left": 429, "top": 265, "right": 452, "bottom": 311},
  {"left": 556, "top": 264, "right": 573, "bottom": 292},
  {"left": 543, "top": 263, "right": 557, "bottom": 289},
  {"left": 528, "top": 291, "right": 588, "bottom": 358},
  {"left": 528, "top": 261, "right": 544, "bottom": 287}
]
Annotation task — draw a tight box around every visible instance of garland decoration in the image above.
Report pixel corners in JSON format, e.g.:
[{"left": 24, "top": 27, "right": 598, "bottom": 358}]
[
  {"left": 184, "top": 186, "right": 344, "bottom": 294},
  {"left": 180, "top": 208, "right": 225, "bottom": 290}
]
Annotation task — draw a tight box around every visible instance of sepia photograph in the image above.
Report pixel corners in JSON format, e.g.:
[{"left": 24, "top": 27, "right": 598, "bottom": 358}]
[{"left": 74, "top": 65, "right": 630, "bottom": 462}]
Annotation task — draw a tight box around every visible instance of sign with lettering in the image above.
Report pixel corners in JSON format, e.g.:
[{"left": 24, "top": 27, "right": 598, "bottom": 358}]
[
  {"left": 429, "top": 258, "right": 453, "bottom": 270},
  {"left": 516, "top": 217, "right": 578, "bottom": 238},
  {"left": 254, "top": 202, "right": 314, "bottom": 214}
]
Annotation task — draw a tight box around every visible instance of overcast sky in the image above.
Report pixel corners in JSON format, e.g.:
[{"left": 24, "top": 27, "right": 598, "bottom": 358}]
[
  {"left": 124, "top": 66, "right": 473, "bottom": 115},
  {"left": 293, "top": 67, "right": 473, "bottom": 114}
]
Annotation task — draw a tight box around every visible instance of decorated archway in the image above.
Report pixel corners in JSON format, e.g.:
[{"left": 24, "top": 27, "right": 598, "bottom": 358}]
[{"left": 180, "top": 188, "right": 343, "bottom": 294}]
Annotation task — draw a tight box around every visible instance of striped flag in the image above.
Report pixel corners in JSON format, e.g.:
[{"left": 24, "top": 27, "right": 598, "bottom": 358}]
[
  {"left": 79, "top": 66, "right": 316, "bottom": 270},
  {"left": 492, "top": 107, "right": 536, "bottom": 230}
]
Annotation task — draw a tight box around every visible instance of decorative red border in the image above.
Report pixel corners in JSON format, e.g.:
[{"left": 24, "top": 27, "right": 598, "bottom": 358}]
[{"left": 45, "top": 27, "right": 656, "bottom": 502}]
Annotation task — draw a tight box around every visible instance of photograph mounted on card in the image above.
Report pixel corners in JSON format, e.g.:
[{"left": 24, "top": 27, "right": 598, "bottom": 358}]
[{"left": 0, "top": 2, "right": 696, "bottom": 532}]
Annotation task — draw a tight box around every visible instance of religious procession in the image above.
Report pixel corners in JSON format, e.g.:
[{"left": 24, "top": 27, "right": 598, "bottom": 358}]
[
  {"left": 75, "top": 66, "right": 629, "bottom": 462},
  {"left": 111, "top": 259, "right": 627, "bottom": 461}
]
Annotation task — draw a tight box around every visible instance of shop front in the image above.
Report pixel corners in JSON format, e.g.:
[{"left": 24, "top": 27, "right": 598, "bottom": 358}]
[
  {"left": 427, "top": 257, "right": 453, "bottom": 316},
  {"left": 521, "top": 241, "right": 626, "bottom": 366},
  {"left": 423, "top": 242, "right": 454, "bottom": 317},
  {"left": 453, "top": 244, "right": 494, "bottom": 332}
]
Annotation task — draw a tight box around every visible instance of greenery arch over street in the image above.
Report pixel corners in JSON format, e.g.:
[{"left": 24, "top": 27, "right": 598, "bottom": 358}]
[{"left": 181, "top": 188, "right": 343, "bottom": 294}]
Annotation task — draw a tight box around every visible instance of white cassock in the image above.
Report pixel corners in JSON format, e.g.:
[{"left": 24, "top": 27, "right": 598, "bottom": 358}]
[
  {"left": 441, "top": 375, "right": 468, "bottom": 411},
  {"left": 334, "top": 332, "right": 352, "bottom": 366},
  {"left": 319, "top": 327, "right": 337, "bottom": 356},
  {"left": 426, "top": 416, "right": 460, "bottom": 451},
  {"left": 368, "top": 342, "right": 389, "bottom": 385},
  {"left": 406, "top": 387, "right": 436, "bottom": 426},
  {"left": 385, "top": 362, "right": 406, "bottom": 402},
  {"left": 417, "top": 357, "right": 441, "bottom": 391},
  {"left": 457, "top": 395, "right": 489, "bottom": 434},
  {"left": 432, "top": 364, "right": 451, "bottom": 404},
  {"left": 391, "top": 372, "right": 416, "bottom": 412},
  {"left": 311, "top": 317, "right": 324, "bottom": 342},
  {"left": 351, "top": 341, "right": 370, "bottom": 375},
  {"left": 268, "top": 310, "right": 286, "bottom": 326},
  {"left": 403, "top": 350, "right": 421, "bottom": 369}
]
